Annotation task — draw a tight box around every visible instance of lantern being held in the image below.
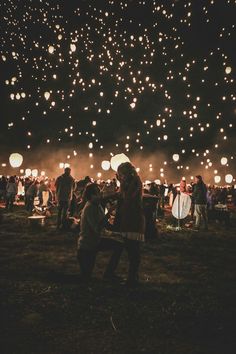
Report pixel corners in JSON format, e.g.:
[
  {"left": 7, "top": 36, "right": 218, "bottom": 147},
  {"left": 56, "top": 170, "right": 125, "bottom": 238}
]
[{"left": 110, "top": 153, "right": 130, "bottom": 172}]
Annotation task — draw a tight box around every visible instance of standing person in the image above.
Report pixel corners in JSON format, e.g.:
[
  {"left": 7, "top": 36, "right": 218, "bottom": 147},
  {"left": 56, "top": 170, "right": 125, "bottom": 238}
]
[
  {"left": 180, "top": 178, "right": 188, "bottom": 194},
  {"left": 114, "top": 162, "right": 145, "bottom": 287},
  {"left": 24, "top": 177, "right": 32, "bottom": 209},
  {"left": 5, "top": 176, "right": 17, "bottom": 211},
  {"left": 25, "top": 180, "right": 40, "bottom": 212},
  {"left": 159, "top": 183, "right": 166, "bottom": 209},
  {"left": 77, "top": 183, "right": 123, "bottom": 282},
  {"left": 192, "top": 175, "right": 208, "bottom": 231},
  {"left": 55, "top": 167, "right": 75, "bottom": 229},
  {"left": 0, "top": 176, "right": 7, "bottom": 203}
]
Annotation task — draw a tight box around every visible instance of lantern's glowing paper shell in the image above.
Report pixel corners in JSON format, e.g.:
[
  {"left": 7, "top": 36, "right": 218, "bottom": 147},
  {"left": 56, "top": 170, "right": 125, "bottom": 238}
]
[{"left": 172, "top": 193, "right": 191, "bottom": 219}]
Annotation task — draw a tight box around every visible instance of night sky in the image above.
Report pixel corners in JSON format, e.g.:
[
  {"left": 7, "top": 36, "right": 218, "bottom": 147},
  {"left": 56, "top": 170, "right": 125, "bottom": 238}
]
[{"left": 0, "top": 0, "right": 236, "bottom": 180}]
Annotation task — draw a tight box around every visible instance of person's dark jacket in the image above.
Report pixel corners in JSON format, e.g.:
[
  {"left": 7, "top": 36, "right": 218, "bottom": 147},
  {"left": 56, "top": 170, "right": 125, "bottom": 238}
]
[
  {"left": 55, "top": 173, "right": 75, "bottom": 202},
  {"left": 192, "top": 182, "right": 207, "bottom": 204}
]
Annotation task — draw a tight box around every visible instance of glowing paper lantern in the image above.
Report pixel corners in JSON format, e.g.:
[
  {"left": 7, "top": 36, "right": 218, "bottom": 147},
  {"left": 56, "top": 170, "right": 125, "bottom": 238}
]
[
  {"left": 44, "top": 91, "right": 50, "bottom": 100},
  {"left": 48, "top": 46, "right": 55, "bottom": 54},
  {"left": 225, "top": 174, "right": 233, "bottom": 184},
  {"left": 25, "top": 169, "right": 31, "bottom": 177},
  {"left": 221, "top": 157, "right": 228, "bottom": 165},
  {"left": 59, "top": 163, "right": 64, "bottom": 169},
  {"left": 214, "top": 176, "right": 221, "bottom": 184},
  {"left": 110, "top": 153, "right": 130, "bottom": 172},
  {"left": 32, "top": 169, "right": 38, "bottom": 177},
  {"left": 130, "top": 102, "right": 135, "bottom": 109},
  {"left": 101, "top": 161, "right": 110, "bottom": 171},
  {"left": 172, "top": 154, "right": 179, "bottom": 162},
  {"left": 9, "top": 153, "right": 23, "bottom": 168},
  {"left": 70, "top": 44, "right": 76, "bottom": 52},
  {"left": 225, "top": 66, "right": 232, "bottom": 74},
  {"left": 156, "top": 119, "right": 161, "bottom": 126}
]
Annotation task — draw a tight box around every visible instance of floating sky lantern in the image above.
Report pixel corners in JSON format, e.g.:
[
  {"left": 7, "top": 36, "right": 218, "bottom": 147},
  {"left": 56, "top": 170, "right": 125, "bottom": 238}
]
[
  {"left": 44, "top": 91, "right": 50, "bottom": 100},
  {"left": 9, "top": 153, "right": 23, "bottom": 168},
  {"left": 70, "top": 43, "right": 76, "bottom": 52},
  {"left": 221, "top": 157, "right": 228, "bottom": 165},
  {"left": 101, "top": 160, "right": 110, "bottom": 171},
  {"left": 25, "top": 168, "right": 31, "bottom": 177},
  {"left": 225, "top": 66, "right": 232, "bottom": 74},
  {"left": 172, "top": 154, "right": 179, "bottom": 162},
  {"left": 110, "top": 153, "right": 130, "bottom": 172},
  {"left": 214, "top": 175, "right": 221, "bottom": 184},
  {"left": 48, "top": 45, "right": 55, "bottom": 54},
  {"left": 225, "top": 174, "right": 233, "bottom": 184},
  {"left": 32, "top": 169, "right": 38, "bottom": 177}
]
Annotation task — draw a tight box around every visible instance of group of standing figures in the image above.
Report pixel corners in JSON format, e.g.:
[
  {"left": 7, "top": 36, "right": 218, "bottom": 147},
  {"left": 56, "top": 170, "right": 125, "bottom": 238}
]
[{"left": 55, "top": 162, "right": 145, "bottom": 287}]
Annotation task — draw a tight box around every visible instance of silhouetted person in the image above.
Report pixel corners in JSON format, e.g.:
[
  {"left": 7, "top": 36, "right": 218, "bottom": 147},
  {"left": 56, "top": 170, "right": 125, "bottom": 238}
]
[
  {"left": 77, "top": 183, "right": 123, "bottom": 281},
  {"left": 55, "top": 167, "right": 75, "bottom": 229},
  {"left": 192, "top": 175, "right": 208, "bottom": 231},
  {"left": 6, "top": 176, "right": 17, "bottom": 211},
  {"left": 114, "top": 162, "right": 145, "bottom": 287},
  {"left": 25, "top": 180, "right": 40, "bottom": 212}
]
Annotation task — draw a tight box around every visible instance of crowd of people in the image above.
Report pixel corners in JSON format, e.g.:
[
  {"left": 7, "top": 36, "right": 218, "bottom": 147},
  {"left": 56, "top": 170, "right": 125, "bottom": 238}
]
[{"left": 1, "top": 165, "right": 236, "bottom": 286}]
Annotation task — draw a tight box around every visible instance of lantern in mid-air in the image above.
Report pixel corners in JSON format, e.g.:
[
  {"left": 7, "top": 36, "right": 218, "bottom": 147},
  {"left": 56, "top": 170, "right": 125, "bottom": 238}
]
[
  {"left": 101, "top": 160, "right": 111, "bottom": 171},
  {"left": 225, "top": 174, "right": 233, "bottom": 184},
  {"left": 172, "top": 154, "right": 179, "bottom": 162},
  {"left": 221, "top": 157, "right": 228, "bottom": 165},
  {"left": 9, "top": 153, "right": 23, "bottom": 168},
  {"left": 214, "top": 176, "right": 221, "bottom": 184}
]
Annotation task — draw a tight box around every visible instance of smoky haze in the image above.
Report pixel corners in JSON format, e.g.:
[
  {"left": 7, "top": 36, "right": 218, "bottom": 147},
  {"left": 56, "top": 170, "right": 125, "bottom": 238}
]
[{"left": 1, "top": 144, "right": 235, "bottom": 185}]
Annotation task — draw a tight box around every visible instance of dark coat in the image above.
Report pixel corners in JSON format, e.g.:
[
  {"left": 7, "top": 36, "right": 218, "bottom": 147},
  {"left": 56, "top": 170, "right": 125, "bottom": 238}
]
[
  {"left": 114, "top": 175, "right": 145, "bottom": 234},
  {"left": 55, "top": 173, "right": 75, "bottom": 202},
  {"left": 192, "top": 182, "right": 207, "bottom": 204}
]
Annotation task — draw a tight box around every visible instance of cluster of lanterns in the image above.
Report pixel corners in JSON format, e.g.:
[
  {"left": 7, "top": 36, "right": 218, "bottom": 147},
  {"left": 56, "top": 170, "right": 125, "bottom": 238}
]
[
  {"left": 59, "top": 162, "right": 70, "bottom": 169},
  {"left": 4, "top": 152, "right": 236, "bottom": 185},
  {"left": 101, "top": 153, "right": 130, "bottom": 172},
  {"left": 214, "top": 174, "right": 233, "bottom": 184},
  {"left": 8, "top": 153, "right": 42, "bottom": 177}
]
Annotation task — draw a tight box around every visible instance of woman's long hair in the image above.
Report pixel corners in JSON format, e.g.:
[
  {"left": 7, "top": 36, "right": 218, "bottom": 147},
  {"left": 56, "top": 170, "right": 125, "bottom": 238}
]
[{"left": 117, "top": 162, "right": 142, "bottom": 199}]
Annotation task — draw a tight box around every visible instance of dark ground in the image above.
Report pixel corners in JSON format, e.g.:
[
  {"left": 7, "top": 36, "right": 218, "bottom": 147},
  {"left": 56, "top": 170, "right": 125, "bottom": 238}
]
[{"left": 0, "top": 205, "right": 236, "bottom": 354}]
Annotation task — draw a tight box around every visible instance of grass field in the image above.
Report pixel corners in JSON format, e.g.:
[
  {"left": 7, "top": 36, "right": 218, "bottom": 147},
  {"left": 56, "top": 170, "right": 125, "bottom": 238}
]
[{"left": 0, "top": 205, "right": 236, "bottom": 354}]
